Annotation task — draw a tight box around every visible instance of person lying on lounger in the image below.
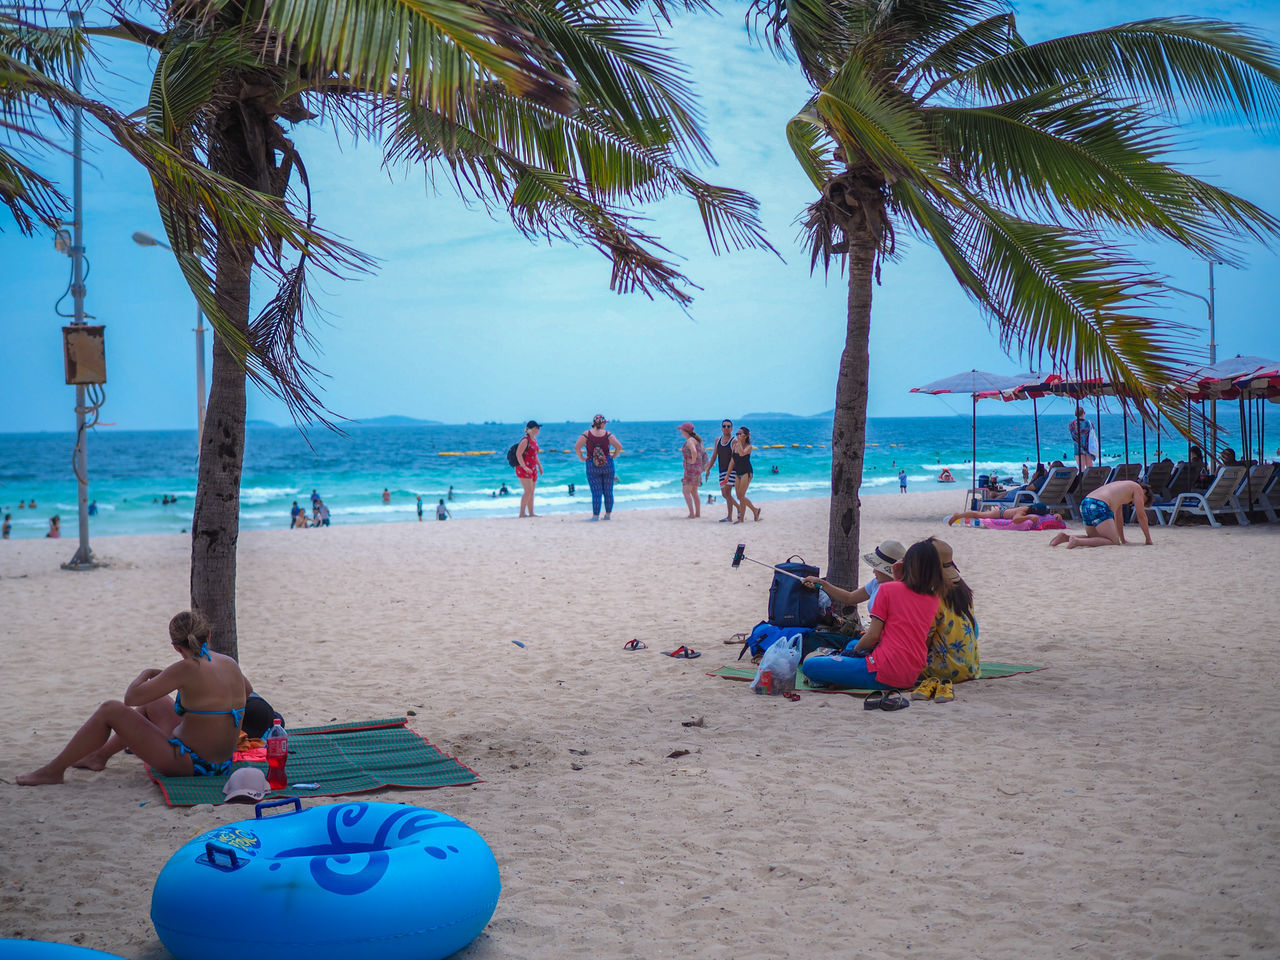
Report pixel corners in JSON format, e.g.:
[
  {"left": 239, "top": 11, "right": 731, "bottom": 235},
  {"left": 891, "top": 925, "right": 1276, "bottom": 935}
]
[
  {"left": 1049, "top": 480, "right": 1154, "bottom": 549},
  {"left": 18, "top": 610, "right": 250, "bottom": 786},
  {"left": 946, "top": 503, "right": 1053, "bottom": 525}
]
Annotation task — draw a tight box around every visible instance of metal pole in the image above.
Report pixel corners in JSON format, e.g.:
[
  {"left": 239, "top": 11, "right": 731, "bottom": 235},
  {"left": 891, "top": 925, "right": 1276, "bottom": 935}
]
[
  {"left": 1122, "top": 402, "right": 1130, "bottom": 466},
  {"left": 1032, "top": 397, "right": 1041, "bottom": 465},
  {"left": 1209, "top": 261, "right": 1218, "bottom": 458},
  {"left": 65, "top": 9, "right": 94, "bottom": 570},
  {"left": 195, "top": 305, "right": 206, "bottom": 449},
  {"left": 971, "top": 391, "right": 977, "bottom": 509}
]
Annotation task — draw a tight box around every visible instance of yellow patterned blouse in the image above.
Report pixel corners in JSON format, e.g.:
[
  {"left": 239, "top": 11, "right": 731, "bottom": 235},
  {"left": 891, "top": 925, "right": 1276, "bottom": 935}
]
[{"left": 924, "top": 601, "right": 980, "bottom": 681}]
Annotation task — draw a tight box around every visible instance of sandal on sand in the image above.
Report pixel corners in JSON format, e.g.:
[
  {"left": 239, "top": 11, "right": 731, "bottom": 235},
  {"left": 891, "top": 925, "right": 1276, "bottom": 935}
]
[
  {"left": 863, "top": 691, "right": 885, "bottom": 710},
  {"left": 623, "top": 639, "right": 647, "bottom": 651},
  {"left": 725, "top": 632, "right": 748, "bottom": 645},
  {"left": 880, "top": 691, "right": 910, "bottom": 711},
  {"left": 664, "top": 646, "right": 702, "bottom": 659}
]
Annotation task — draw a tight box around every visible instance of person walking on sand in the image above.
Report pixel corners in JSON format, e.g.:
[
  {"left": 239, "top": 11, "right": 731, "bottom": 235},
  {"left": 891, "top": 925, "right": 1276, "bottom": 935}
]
[
  {"left": 2, "top": 513, "right": 10, "bottom": 539},
  {"left": 1069, "top": 406, "right": 1097, "bottom": 470},
  {"left": 575, "top": 414, "right": 623, "bottom": 521},
  {"left": 899, "top": 469, "right": 908, "bottom": 493},
  {"left": 1049, "top": 480, "right": 1153, "bottom": 549},
  {"left": 515, "top": 421, "right": 543, "bottom": 517},
  {"left": 705, "top": 419, "right": 740, "bottom": 522},
  {"left": 679, "top": 422, "right": 705, "bottom": 519},
  {"left": 731, "top": 427, "right": 761, "bottom": 523},
  {"left": 18, "top": 610, "right": 250, "bottom": 785},
  {"left": 416, "top": 495, "right": 424, "bottom": 521},
  {"left": 436, "top": 498, "right": 451, "bottom": 520}
]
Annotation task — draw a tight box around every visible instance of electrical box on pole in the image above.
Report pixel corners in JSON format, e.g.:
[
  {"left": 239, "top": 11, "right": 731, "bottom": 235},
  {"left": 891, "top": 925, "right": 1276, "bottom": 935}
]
[{"left": 62, "top": 325, "right": 106, "bottom": 385}]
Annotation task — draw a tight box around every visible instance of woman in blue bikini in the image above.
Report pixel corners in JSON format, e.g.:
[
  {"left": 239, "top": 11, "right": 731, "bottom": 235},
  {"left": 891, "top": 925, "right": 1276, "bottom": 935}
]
[{"left": 18, "top": 610, "right": 250, "bottom": 785}]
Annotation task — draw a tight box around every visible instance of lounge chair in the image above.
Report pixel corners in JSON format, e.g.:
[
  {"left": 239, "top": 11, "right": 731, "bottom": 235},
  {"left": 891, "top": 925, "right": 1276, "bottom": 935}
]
[
  {"left": 1065, "top": 466, "right": 1113, "bottom": 519},
  {"left": 1149, "top": 466, "right": 1251, "bottom": 527},
  {"left": 1162, "top": 462, "right": 1197, "bottom": 500},
  {"left": 1109, "top": 463, "right": 1142, "bottom": 483},
  {"left": 1242, "top": 463, "right": 1280, "bottom": 523},
  {"left": 1029, "top": 466, "right": 1077, "bottom": 515},
  {"left": 1141, "top": 461, "right": 1175, "bottom": 499}
]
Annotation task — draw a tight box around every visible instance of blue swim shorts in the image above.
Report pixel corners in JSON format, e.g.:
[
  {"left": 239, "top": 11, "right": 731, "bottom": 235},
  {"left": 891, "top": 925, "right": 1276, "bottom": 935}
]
[{"left": 1079, "top": 496, "right": 1114, "bottom": 527}]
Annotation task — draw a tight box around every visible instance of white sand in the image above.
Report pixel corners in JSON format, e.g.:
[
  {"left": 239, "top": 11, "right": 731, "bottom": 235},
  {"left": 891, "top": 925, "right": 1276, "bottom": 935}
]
[{"left": 2, "top": 492, "right": 1278, "bottom": 958}]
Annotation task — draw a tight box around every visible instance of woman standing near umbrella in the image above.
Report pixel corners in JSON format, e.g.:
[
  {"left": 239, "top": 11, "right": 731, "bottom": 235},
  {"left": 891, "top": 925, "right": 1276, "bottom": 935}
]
[{"left": 575, "top": 415, "right": 623, "bottom": 520}]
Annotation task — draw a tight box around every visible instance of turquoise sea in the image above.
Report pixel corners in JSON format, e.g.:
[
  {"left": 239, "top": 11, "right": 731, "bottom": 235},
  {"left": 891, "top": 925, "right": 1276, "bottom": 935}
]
[{"left": 0, "top": 413, "right": 1253, "bottom": 539}]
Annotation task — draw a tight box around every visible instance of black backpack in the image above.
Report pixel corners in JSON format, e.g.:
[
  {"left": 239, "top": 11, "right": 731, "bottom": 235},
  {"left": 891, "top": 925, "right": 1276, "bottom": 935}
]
[
  {"left": 506, "top": 440, "right": 522, "bottom": 467},
  {"left": 768, "top": 555, "right": 820, "bottom": 628}
]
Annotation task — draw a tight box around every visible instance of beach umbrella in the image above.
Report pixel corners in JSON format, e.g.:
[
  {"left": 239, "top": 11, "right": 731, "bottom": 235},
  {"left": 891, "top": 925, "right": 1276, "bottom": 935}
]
[{"left": 910, "top": 370, "right": 1040, "bottom": 497}]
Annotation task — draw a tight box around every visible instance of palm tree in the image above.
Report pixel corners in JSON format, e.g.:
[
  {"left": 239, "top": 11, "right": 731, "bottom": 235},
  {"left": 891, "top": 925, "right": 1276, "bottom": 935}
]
[
  {"left": 746, "top": 0, "right": 1280, "bottom": 586},
  {"left": 4, "top": 0, "right": 773, "bottom": 658}
]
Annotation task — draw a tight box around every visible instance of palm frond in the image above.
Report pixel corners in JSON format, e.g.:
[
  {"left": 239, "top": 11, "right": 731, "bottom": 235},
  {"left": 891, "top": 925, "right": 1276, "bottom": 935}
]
[
  {"left": 744, "top": 0, "right": 859, "bottom": 86},
  {"left": 147, "top": 32, "right": 260, "bottom": 143},
  {"left": 381, "top": 91, "right": 772, "bottom": 263},
  {"left": 515, "top": 3, "right": 710, "bottom": 163},
  {"left": 950, "top": 18, "right": 1280, "bottom": 125},
  {"left": 906, "top": 11, "right": 1016, "bottom": 94},
  {"left": 815, "top": 45, "right": 942, "bottom": 185},
  {"left": 952, "top": 194, "right": 1195, "bottom": 403},
  {"left": 0, "top": 137, "right": 65, "bottom": 232},
  {"left": 926, "top": 94, "right": 1280, "bottom": 259},
  {"left": 784, "top": 103, "right": 837, "bottom": 191},
  {"left": 259, "top": 0, "right": 577, "bottom": 115}
]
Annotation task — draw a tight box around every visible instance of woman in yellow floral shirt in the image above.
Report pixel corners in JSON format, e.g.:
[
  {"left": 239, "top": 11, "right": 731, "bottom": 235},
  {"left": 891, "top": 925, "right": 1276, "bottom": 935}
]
[{"left": 924, "top": 540, "right": 980, "bottom": 682}]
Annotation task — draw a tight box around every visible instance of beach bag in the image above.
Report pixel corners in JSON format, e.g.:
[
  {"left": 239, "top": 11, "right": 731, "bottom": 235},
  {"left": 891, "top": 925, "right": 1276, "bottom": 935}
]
[
  {"left": 768, "top": 556, "right": 820, "bottom": 628},
  {"left": 750, "top": 633, "right": 802, "bottom": 694},
  {"left": 506, "top": 441, "right": 521, "bottom": 467}
]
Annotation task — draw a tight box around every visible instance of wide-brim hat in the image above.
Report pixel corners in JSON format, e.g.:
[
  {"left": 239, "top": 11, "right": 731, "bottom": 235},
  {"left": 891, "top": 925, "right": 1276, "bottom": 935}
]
[
  {"left": 222, "top": 767, "right": 269, "bottom": 803},
  {"left": 932, "top": 539, "right": 962, "bottom": 585},
  {"left": 862, "top": 539, "right": 906, "bottom": 575}
]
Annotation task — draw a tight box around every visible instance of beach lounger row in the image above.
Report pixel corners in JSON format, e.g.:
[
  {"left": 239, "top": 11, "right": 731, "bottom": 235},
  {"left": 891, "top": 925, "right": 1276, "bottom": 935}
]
[{"left": 1147, "top": 464, "right": 1280, "bottom": 527}]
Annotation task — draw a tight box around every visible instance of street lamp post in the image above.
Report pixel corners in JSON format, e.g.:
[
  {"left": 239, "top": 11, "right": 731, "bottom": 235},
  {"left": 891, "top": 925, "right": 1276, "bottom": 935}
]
[
  {"left": 132, "top": 231, "right": 206, "bottom": 450},
  {"left": 1169, "top": 261, "right": 1222, "bottom": 461}
]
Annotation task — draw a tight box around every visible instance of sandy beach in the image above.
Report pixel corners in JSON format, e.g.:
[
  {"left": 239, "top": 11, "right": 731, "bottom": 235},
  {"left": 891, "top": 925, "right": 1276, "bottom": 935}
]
[{"left": 2, "top": 490, "right": 1278, "bottom": 959}]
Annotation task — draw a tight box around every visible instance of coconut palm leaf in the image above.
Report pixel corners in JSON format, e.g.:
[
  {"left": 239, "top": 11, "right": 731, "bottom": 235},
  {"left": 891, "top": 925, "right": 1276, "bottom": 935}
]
[
  {"left": 925, "top": 95, "right": 1280, "bottom": 258},
  {"left": 259, "top": 0, "right": 576, "bottom": 114},
  {"left": 951, "top": 18, "right": 1280, "bottom": 123},
  {"left": 785, "top": 103, "right": 837, "bottom": 191}
]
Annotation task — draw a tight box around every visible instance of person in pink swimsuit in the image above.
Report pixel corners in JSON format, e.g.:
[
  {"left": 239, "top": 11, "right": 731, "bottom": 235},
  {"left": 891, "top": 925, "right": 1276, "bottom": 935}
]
[{"left": 515, "top": 420, "right": 543, "bottom": 517}]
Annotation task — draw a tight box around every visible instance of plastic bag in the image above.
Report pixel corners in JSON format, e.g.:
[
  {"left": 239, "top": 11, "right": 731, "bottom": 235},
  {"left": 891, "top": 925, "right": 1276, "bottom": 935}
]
[{"left": 750, "top": 632, "right": 802, "bottom": 695}]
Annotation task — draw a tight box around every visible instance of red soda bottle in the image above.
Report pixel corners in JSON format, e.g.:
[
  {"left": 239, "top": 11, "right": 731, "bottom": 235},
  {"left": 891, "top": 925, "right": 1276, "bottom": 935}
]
[{"left": 264, "top": 717, "right": 288, "bottom": 790}]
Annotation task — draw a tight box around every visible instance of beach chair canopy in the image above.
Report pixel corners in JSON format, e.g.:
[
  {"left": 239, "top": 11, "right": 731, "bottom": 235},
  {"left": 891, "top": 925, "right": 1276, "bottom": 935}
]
[{"left": 1176, "top": 356, "right": 1280, "bottom": 401}]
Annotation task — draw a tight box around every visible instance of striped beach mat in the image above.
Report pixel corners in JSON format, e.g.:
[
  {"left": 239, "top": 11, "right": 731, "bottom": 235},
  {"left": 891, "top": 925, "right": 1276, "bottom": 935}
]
[
  {"left": 708, "top": 662, "right": 1046, "bottom": 695},
  {"left": 148, "top": 717, "right": 480, "bottom": 807}
]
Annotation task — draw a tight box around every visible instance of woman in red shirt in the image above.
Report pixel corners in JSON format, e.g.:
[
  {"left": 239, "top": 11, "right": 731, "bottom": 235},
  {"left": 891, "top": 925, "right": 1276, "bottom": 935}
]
[
  {"left": 515, "top": 420, "right": 543, "bottom": 518},
  {"left": 802, "top": 539, "right": 944, "bottom": 691}
]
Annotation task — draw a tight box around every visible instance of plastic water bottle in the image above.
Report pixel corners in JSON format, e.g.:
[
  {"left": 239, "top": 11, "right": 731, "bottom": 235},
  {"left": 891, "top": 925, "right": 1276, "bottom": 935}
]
[{"left": 264, "top": 717, "right": 288, "bottom": 790}]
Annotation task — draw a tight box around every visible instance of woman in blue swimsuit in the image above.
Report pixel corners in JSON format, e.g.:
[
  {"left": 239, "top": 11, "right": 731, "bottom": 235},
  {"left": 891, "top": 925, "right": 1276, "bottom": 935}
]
[{"left": 18, "top": 610, "right": 250, "bottom": 785}]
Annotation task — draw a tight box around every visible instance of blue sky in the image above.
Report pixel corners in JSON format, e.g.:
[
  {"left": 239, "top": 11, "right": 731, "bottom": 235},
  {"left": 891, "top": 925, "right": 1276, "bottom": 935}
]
[{"left": 2, "top": 1, "right": 1278, "bottom": 432}]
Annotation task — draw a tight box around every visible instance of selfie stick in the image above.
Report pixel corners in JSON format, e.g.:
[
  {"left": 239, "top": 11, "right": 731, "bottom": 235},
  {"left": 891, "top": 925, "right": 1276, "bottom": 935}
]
[{"left": 731, "top": 543, "right": 811, "bottom": 583}]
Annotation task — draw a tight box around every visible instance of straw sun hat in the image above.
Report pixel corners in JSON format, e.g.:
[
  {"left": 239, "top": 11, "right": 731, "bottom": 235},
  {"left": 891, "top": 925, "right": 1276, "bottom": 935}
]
[{"left": 862, "top": 539, "right": 906, "bottom": 575}]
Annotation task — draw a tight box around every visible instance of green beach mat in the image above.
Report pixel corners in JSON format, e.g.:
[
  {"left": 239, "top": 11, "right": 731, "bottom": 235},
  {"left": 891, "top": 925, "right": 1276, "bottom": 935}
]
[
  {"left": 709, "top": 662, "right": 1046, "bottom": 695},
  {"left": 148, "top": 718, "right": 480, "bottom": 807}
]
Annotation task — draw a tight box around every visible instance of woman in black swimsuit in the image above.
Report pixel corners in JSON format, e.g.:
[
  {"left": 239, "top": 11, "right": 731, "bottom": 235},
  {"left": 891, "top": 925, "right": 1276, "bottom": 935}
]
[{"left": 731, "top": 427, "right": 762, "bottom": 523}]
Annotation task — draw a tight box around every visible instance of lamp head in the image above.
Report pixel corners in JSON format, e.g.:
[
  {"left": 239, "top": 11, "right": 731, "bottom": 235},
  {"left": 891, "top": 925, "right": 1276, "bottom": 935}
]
[{"left": 132, "top": 231, "right": 160, "bottom": 246}]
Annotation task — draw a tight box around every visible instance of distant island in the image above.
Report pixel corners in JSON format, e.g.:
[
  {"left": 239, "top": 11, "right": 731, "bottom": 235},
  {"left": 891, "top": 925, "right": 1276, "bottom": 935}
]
[
  {"left": 741, "top": 410, "right": 834, "bottom": 420},
  {"left": 245, "top": 419, "right": 280, "bottom": 428},
  {"left": 349, "top": 415, "right": 444, "bottom": 427}
]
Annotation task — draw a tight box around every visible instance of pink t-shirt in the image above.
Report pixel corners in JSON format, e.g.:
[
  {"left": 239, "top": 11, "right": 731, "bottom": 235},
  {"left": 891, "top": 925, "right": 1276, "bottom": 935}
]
[{"left": 867, "top": 581, "right": 940, "bottom": 688}]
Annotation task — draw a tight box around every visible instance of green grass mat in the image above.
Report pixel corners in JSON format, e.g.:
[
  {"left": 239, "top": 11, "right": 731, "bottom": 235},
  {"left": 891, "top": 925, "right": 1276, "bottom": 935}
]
[
  {"left": 148, "top": 718, "right": 480, "bottom": 807},
  {"left": 708, "top": 661, "right": 1046, "bottom": 695}
]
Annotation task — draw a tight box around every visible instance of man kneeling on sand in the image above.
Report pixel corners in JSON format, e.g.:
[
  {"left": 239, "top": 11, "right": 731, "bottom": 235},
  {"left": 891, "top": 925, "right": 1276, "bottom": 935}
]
[{"left": 1050, "top": 480, "right": 1154, "bottom": 549}]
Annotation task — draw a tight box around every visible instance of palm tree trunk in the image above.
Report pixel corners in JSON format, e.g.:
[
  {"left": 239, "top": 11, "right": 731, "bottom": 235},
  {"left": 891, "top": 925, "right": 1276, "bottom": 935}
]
[
  {"left": 190, "top": 105, "right": 271, "bottom": 660},
  {"left": 190, "top": 234, "right": 251, "bottom": 659},
  {"left": 826, "top": 222, "right": 876, "bottom": 588}
]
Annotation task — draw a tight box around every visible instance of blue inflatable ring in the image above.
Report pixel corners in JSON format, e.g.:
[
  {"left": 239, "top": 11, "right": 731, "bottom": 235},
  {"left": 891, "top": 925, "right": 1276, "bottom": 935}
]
[
  {"left": 151, "top": 800, "right": 500, "bottom": 960},
  {"left": 0, "top": 942, "right": 126, "bottom": 959}
]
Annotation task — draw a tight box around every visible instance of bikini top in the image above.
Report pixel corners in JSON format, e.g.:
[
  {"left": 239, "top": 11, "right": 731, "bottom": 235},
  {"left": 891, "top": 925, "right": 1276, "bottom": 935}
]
[{"left": 172, "top": 643, "right": 245, "bottom": 727}]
